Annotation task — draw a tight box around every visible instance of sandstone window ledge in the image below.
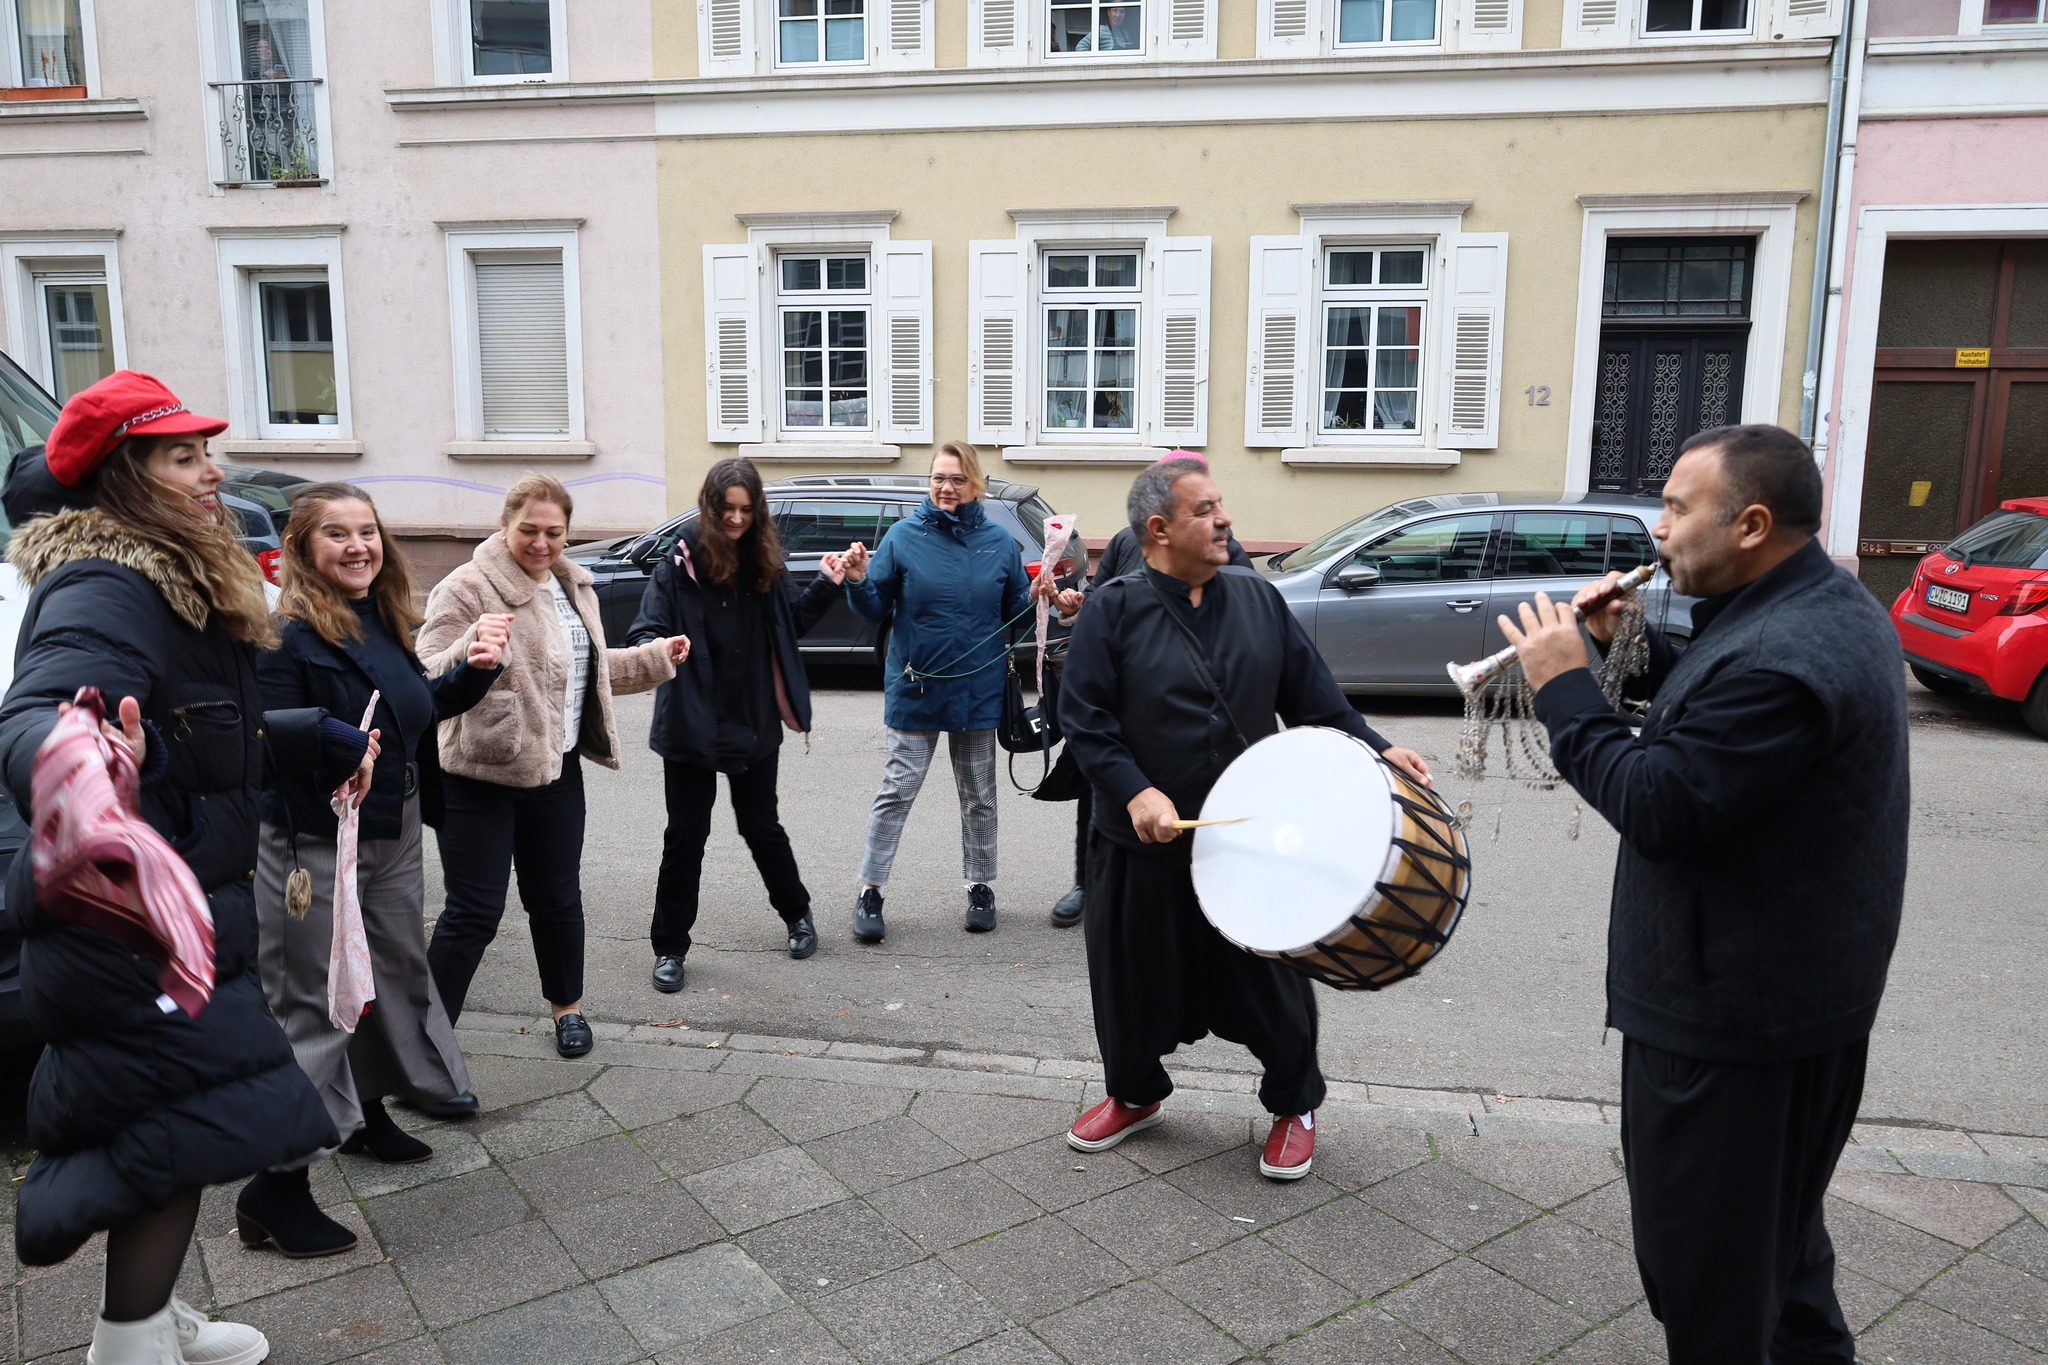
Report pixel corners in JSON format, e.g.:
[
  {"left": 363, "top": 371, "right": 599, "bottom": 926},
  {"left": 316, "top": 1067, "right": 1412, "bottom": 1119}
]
[
  {"left": 0, "top": 97, "right": 145, "bottom": 122},
  {"left": 1281, "top": 446, "right": 1462, "bottom": 468},
  {"left": 1000, "top": 445, "right": 1172, "bottom": 465},
  {"left": 739, "top": 442, "right": 901, "bottom": 462},
  {"left": 216, "top": 438, "right": 365, "bottom": 459},
  {"left": 443, "top": 440, "right": 597, "bottom": 459}
]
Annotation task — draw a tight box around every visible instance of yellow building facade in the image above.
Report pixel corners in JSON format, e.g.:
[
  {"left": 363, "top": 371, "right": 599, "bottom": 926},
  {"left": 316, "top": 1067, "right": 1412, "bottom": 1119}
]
[{"left": 652, "top": 0, "right": 1840, "bottom": 545}]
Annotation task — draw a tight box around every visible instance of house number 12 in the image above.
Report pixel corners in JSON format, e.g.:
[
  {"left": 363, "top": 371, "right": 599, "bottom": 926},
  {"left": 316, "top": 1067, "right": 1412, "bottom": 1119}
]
[{"left": 1524, "top": 385, "right": 1552, "bottom": 406}]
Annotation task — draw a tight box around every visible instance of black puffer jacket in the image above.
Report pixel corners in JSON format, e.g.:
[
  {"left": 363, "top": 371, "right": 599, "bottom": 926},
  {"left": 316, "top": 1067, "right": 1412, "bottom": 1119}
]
[{"left": 0, "top": 502, "right": 338, "bottom": 1266}]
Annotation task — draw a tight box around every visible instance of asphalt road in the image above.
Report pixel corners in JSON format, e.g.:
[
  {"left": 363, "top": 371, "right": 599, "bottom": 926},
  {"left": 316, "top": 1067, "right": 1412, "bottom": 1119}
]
[{"left": 432, "top": 670, "right": 2048, "bottom": 1143}]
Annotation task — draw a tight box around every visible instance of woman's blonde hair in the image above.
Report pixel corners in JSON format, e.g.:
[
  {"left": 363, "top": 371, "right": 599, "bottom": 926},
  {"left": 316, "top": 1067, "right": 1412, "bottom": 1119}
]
[
  {"left": 933, "top": 440, "right": 986, "bottom": 497},
  {"left": 91, "top": 439, "right": 278, "bottom": 648},
  {"left": 502, "top": 473, "right": 574, "bottom": 526},
  {"left": 277, "top": 482, "right": 422, "bottom": 652}
]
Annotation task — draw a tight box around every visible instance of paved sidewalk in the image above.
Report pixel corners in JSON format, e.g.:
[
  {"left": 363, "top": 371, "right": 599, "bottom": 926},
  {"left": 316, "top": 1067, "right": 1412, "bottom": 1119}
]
[{"left": 10, "top": 1020, "right": 2047, "bottom": 1365}]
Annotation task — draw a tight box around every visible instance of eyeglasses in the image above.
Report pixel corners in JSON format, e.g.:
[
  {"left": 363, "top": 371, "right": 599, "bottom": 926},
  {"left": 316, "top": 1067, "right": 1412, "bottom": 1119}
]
[{"left": 929, "top": 474, "right": 971, "bottom": 488}]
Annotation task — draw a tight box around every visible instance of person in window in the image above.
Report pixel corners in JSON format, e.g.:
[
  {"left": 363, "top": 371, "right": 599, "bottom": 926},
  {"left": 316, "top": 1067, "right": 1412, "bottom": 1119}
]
[
  {"left": 243, "top": 32, "right": 303, "bottom": 183},
  {"left": 1074, "top": 4, "right": 1141, "bottom": 49},
  {"left": 836, "top": 441, "right": 1057, "bottom": 938},
  {"left": 418, "top": 475, "right": 687, "bottom": 1060},
  {"left": 243, "top": 484, "right": 506, "bottom": 1220},
  {"left": 629, "top": 458, "right": 845, "bottom": 992},
  {"left": 0, "top": 371, "right": 340, "bottom": 1364}
]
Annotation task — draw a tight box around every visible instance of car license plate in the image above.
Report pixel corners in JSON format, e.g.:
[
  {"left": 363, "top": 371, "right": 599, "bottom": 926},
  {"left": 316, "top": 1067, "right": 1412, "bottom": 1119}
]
[{"left": 1926, "top": 584, "right": 1970, "bottom": 613}]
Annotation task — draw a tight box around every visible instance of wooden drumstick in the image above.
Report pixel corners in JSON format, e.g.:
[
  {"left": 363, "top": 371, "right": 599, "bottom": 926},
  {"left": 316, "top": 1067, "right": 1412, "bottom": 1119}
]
[{"left": 1170, "top": 816, "right": 1251, "bottom": 829}]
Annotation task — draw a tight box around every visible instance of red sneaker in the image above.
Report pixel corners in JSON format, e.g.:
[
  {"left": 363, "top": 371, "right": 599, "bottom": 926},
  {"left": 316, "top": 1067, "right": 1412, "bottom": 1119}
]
[
  {"left": 1260, "top": 1113, "right": 1315, "bottom": 1180},
  {"left": 1067, "top": 1097, "right": 1164, "bottom": 1152}
]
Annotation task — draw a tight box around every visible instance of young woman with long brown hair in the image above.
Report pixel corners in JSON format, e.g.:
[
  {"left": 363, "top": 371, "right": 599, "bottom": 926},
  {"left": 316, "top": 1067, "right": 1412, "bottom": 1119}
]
[
  {"left": 627, "top": 457, "right": 844, "bottom": 990},
  {"left": 238, "top": 483, "right": 507, "bottom": 1252}
]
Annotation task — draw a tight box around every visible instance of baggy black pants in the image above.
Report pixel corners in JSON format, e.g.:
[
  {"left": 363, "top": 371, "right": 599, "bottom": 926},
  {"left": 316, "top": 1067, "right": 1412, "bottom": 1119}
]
[
  {"left": 427, "top": 757, "right": 587, "bottom": 1021},
  {"left": 1621, "top": 1034, "right": 1867, "bottom": 1365},
  {"left": 1084, "top": 832, "right": 1326, "bottom": 1117},
  {"left": 650, "top": 752, "right": 811, "bottom": 958}
]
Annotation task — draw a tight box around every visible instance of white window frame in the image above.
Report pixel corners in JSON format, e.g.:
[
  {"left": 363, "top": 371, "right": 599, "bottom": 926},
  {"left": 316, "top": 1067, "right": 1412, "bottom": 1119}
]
[
  {"left": 1039, "top": 248, "right": 1145, "bottom": 440},
  {"left": 771, "top": 0, "right": 871, "bottom": 69},
  {"left": 2, "top": 0, "right": 100, "bottom": 92},
  {"left": 1563, "top": 193, "right": 1803, "bottom": 494},
  {"left": 1329, "top": 0, "right": 1442, "bottom": 47},
  {"left": 210, "top": 228, "right": 358, "bottom": 451},
  {"left": 1961, "top": 0, "right": 2048, "bottom": 29},
  {"left": 703, "top": 0, "right": 935, "bottom": 75},
  {"left": 442, "top": 221, "right": 587, "bottom": 455},
  {"left": 198, "top": 0, "right": 336, "bottom": 192},
  {"left": 432, "top": 0, "right": 568, "bottom": 86},
  {"left": 1635, "top": 0, "right": 1755, "bottom": 40},
  {"left": 1, "top": 233, "right": 125, "bottom": 395},
  {"left": 1258, "top": 0, "right": 1457, "bottom": 55},
  {"left": 774, "top": 251, "right": 877, "bottom": 437},
  {"left": 1313, "top": 244, "right": 1433, "bottom": 444},
  {"left": 973, "top": 0, "right": 1217, "bottom": 64}
]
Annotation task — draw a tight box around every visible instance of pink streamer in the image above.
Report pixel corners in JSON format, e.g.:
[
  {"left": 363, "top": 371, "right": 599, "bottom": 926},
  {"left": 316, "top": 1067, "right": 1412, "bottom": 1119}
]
[
  {"left": 1036, "top": 515, "right": 1076, "bottom": 695},
  {"left": 326, "top": 692, "right": 378, "bottom": 1032}
]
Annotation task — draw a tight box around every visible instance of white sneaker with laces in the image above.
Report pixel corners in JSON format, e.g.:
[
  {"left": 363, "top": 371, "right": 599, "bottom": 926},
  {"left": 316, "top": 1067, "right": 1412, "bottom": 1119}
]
[
  {"left": 86, "top": 1307, "right": 180, "bottom": 1365},
  {"left": 167, "top": 1296, "right": 269, "bottom": 1365}
]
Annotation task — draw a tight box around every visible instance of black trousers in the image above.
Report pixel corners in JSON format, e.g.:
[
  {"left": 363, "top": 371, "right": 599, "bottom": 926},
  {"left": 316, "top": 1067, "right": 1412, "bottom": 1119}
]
[
  {"left": 1071, "top": 787, "right": 1092, "bottom": 887},
  {"left": 427, "top": 756, "right": 587, "bottom": 1021},
  {"left": 1084, "top": 832, "right": 1326, "bottom": 1116},
  {"left": 1621, "top": 1034, "right": 1867, "bottom": 1365},
  {"left": 650, "top": 752, "right": 811, "bottom": 958}
]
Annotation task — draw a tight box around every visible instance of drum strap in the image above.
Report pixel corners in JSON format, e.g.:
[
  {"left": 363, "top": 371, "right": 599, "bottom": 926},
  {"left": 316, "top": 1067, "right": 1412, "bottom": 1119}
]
[{"left": 1145, "top": 576, "right": 1251, "bottom": 754}]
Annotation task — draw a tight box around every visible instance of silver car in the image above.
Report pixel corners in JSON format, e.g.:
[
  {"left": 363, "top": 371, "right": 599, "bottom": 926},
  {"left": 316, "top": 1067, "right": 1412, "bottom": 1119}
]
[{"left": 1260, "top": 493, "right": 1692, "bottom": 695}]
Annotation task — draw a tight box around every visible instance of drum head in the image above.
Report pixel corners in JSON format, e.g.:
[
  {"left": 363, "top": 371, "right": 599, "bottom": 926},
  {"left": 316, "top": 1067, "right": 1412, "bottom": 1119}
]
[{"left": 1191, "top": 727, "right": 1395, "bottom": 955}]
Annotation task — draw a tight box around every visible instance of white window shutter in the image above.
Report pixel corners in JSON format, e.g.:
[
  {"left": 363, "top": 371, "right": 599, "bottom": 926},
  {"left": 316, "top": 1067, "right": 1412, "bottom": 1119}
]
[
  {"left": 475, "top": 257, "right": 571, "bottom": 436},
  {"left": 875, "top": 0, "right": 936, "bottom": 68},
  {"left": 968, "top": 240, "right": 1028, "bottom": 447},
  {"left": 1244, "top": 236, "right": 1309, "bottom": 448},
  {"left": 1151, "top": 237, "right": 1211, "bottom": 448},
  {"left": 1159, "top": 0, "right": 1218, "bottom": 57},
  {"left": 702, "top": 243, "right": 762, "bottom": 443},
  {"left": 698, "top": 0, "right": 757, "bottom": 75},
  {"left": 971, "top": 0, "right": 1031, "bottom": 65},
  {"left": 877, "top": 241, "right": 933, "bottom": 445},
  {"left": 1441, "top": 233, "right": 1508, "bottom": 450},
  {"left": 1772, "top": 0, "right": 1842, "bottom": 39},
  {"left": 1457, "top": 0, "right": 1522, "bottom": 48},
  {"left": 1563, "top": 0, "right": 1630, "bottom": 45},
  {"left": 1258, "top": 0, "right": 1321, "bottom": 56}
]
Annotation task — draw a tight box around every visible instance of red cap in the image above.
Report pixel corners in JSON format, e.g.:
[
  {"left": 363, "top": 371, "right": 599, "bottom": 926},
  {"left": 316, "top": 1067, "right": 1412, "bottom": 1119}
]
[{"left": 45, "top": 371, "right": 228, "bottom": 488}]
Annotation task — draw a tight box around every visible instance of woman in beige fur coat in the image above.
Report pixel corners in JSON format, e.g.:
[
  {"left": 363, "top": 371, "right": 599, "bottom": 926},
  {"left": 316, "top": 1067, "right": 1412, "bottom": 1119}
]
[{"left": 418, "top": 474, "right": 688, "bottom": 1059}]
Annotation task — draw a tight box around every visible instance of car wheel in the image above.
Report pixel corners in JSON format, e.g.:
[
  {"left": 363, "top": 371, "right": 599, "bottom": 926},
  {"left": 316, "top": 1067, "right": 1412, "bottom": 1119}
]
[
  {"left": 2023, "top": 673, "right": 2048, "bottom": 741},
  {"left": 1909, "top": 664, "right": 1971, "bottom": 698}
]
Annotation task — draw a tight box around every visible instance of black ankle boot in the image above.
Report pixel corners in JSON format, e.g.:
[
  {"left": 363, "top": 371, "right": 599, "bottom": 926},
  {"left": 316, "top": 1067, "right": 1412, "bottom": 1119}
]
[
  {"left": 235, "top": 1169, "right": 359, "bottom": 1259},
  {"left": 341, "top": 1098, "right": 433, "bottom": 1165}
]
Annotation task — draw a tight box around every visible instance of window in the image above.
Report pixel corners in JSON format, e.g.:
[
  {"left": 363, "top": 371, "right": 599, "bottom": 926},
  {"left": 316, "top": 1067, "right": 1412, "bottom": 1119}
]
[
  {"left": 212, "top": 231, "right": 351, "bottom": 445},
  {"left": 209, "top": 0, "right": 325, "bottom": 185},
  {"left": 1335, "top": 0, "right": 1436, "bottom": 42},
  {"left": 1043, "top": 251, "right": 1140, "bottom": 433},
  {"left": 1986, "top": 0, "right": 2045, "bottom": 19},
  {"left": 249, "top": 274, "right": 336, "bottom": 429},
  {"left": 36, "top": 274, "right": 113, "bottom": 401},
  {"left": 777, "top": 0, "right": 864, "bottom": 63},
  {"left": 7, "top": 0, "right": 85, "bottom": 88},
  {"left": 1319, "top": 246, "right": 1427, "bottom": 436},
  {"left": 1641, "top": 0, "right": 1747, "bottom": 33},
  {"left": 1351, "top": 513, "right": 1493, "bottom": 583},
  {"left": 778, "top": 254, "right": 871, "bottom": 432},
  {"left": 1610, "top": 517, "right": 1655, "bottom": 571},
  {"left": 471, "top": 0, "right": 550, "bottom": 74},
  {"left": 475, "top": 253, "right": 569, "bottom": 435},
  {"left": 1050, "top": 0, "right": 1144, "bottom": 52},
  {"left": 778, "top": 500, "right": 886, "bottom": 554},
  {"left": 1501, "top": 512, "right": 1612, "bottom": 578},
  {"left": 4, "top": 240, "right": 125, "bottom": 399}
]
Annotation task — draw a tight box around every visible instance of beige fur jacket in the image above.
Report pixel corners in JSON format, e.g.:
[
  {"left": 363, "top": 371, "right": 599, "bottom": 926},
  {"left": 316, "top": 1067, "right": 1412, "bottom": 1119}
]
[{"left": 419, "top": 532, "right": 675, "bottom": 790}]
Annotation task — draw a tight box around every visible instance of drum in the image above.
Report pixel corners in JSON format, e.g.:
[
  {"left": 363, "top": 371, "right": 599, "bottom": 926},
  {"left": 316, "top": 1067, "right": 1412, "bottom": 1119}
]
[{"left": 1190, "top": 727, "right": 1471, "bottom": 991}]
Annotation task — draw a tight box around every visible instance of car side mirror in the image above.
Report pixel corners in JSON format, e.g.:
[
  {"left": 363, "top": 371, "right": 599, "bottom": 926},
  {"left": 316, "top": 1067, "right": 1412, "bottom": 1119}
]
[
  {"left": 1333, "top": 564, "right": 1381, "bottom": 592},
  {"left": 625, "top": 535, "right": 658, "bottom": 565}
]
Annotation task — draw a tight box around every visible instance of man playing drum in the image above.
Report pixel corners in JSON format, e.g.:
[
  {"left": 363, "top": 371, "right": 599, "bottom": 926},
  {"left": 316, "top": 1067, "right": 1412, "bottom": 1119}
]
[
  {"left": 1499, "top": 424, "right": 1908, "bottom": 1363},
  {"left": 1057, "top": 458, "right": 1431, "bottom": 1179}
]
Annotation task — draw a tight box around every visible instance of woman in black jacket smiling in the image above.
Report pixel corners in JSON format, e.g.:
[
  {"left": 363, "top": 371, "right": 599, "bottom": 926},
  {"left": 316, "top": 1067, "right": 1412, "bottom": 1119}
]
[
  {"left": 238, "top": 483, "right": 506, "bottom": 1254},
  {"left": 628, "top": 458, "right": 842, "bottom": 989}
]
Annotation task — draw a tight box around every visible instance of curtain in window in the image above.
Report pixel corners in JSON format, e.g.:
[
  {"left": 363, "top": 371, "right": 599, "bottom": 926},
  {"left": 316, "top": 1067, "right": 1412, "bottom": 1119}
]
[
  {"left": 15, "top": 0, "right": 85, "bottom": 86},
  {"left": 237, "top": 0, "right": 312, "bottom": 78}
]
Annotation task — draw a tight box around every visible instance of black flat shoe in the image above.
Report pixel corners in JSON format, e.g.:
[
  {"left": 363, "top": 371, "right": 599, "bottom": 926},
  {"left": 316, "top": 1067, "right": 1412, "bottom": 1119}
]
[
  {"left": 555, "top": 1012, "right": 594, "bottom": 1058},
  {"left": 235, "top": 1169, "right": 358, "bottom": 1259},
  {"left": 1049, "top": 886, "right": 1084, "bottom": 928},
  {"left": 340, "top": 1098, "right": 433, "bottom": 1165},
  {"left": 787, "top": 914, "right": 818, "bottom": 960},
  {"left": 404, "top": 1090, "right": 479, "bottom": 1120},
  {"left": 652, "top": 955, "right": 686, "bottom": 993},
  {"left": 853, "top": 887, "right": 886, "bottom": 944},
  {"left": 965, "top": 883, "right": 997, "bottom": 933}
]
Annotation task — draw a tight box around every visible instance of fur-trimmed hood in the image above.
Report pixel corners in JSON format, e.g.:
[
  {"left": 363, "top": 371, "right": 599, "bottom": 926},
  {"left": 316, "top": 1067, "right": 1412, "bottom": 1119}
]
[{"left": 7, "top": 507, "right": 210, "bottom": 631}]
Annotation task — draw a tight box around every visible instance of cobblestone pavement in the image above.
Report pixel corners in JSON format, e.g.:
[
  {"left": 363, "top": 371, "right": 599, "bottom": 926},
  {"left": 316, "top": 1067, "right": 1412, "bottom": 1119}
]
[{"left": 10, "top": 1020, "right": 2047, "bottom": 1365}]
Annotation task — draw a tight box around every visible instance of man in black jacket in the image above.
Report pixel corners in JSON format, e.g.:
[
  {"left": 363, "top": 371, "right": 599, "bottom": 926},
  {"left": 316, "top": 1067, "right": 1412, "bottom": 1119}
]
[
  {"left": 1500, "top": 424, "right": 1907, "bottom": 1364},
  {"left": 1057, "top": 458, "right": 1431, "bottom": 1180}
]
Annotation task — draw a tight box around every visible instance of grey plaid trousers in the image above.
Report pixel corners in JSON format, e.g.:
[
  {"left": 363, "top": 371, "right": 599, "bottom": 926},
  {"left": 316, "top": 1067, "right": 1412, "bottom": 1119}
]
[{"left": 859, "top": 727, "right": 999, "bottom": 888}]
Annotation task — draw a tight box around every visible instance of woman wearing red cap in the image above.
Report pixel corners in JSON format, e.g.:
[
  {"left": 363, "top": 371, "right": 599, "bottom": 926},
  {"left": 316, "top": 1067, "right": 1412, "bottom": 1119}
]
[{"left": 0, "top": 372, "right": 356, "bottom": 1364}]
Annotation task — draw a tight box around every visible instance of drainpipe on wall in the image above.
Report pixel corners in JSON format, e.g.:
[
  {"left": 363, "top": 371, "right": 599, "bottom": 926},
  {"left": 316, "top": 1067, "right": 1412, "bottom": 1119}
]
[{"left": 1799, "top": 0, "right": 1868, "bottom": 458}]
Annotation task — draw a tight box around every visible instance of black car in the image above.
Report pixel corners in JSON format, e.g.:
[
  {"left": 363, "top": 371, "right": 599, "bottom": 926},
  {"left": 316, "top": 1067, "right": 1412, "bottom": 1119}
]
[{"left": 567, "top": 474, "right": 1087, "bottom": 668}]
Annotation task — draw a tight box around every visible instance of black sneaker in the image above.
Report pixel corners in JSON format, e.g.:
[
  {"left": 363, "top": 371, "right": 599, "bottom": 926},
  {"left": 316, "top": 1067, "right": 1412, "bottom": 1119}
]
[
  {"left": 965, "top": 883, "right": 997, "bottom": 933},
  {"left": 1049, "top": 886, "right": 1084, "bottom": 928},
  {"left": 554, "top": 1013, "right": 594, "bottom": 1058},
  {"left": 853, "top": 887, "right": 886, "bottom": 943}
]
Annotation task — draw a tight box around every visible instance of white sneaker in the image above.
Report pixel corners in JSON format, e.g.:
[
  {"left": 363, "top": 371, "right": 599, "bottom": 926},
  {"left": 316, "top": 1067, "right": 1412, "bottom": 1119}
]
[
  {"left": 167, "top": 1297, "right": 269, "bottom": 1365},
  {"left": 87, "top": 1307, "right": 180, "bottom": 1365}
]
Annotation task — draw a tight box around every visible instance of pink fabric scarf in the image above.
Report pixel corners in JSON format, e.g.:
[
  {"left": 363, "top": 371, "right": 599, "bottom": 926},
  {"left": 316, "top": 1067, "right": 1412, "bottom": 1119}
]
[{"left": 326, "top": 693, "right": 379, "bottom": 1032}]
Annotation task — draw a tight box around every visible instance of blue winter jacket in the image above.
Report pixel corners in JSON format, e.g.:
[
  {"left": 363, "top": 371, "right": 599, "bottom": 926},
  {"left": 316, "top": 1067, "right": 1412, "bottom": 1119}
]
[{"left": 847, "top": 497, "right": 1031, "bottom": 732}]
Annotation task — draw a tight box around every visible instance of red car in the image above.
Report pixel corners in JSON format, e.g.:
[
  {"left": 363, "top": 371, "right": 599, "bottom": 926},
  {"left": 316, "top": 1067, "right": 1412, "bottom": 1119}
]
[{"left": 1890, "top": 497, "right": 2048, "bottom": 739}]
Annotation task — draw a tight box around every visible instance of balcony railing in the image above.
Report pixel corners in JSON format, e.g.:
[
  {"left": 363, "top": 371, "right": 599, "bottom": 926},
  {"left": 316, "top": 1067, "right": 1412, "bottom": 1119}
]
[{"left": 211, "top": 78, "right": 323, "bottom": 187}]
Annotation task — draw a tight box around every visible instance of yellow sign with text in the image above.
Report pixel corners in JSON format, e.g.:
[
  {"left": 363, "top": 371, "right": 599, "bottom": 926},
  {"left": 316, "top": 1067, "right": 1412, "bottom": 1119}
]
[{"left": 1955, "top": 349, "right": 1991, "bottom": 368}]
